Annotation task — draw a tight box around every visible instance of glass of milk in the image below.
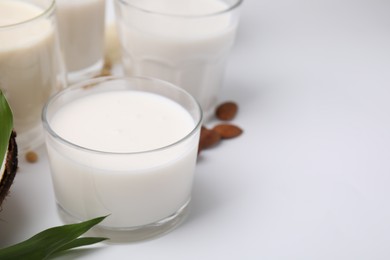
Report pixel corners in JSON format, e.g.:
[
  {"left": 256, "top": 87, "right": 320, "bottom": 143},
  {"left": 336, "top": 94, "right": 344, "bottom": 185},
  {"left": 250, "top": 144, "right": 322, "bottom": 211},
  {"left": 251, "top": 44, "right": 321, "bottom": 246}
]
[
  {"left": 56, "top": 0, "right": 106, "bottom": 83},
  {"left": 0, "top": 0, "right": 66, "bottom": 154},
  {"left": 42, "top": 76, "right": 202, "bottom": 242},
  {"left": 114, "top": 0, "right": 242, "bottom": 119}
]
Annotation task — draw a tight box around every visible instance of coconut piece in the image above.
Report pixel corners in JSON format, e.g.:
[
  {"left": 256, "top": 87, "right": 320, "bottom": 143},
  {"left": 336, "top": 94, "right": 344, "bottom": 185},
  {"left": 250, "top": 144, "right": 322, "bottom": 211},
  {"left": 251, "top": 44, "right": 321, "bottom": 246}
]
[{"left": 0, "top": 131, "right": 18, "bottom": 208}]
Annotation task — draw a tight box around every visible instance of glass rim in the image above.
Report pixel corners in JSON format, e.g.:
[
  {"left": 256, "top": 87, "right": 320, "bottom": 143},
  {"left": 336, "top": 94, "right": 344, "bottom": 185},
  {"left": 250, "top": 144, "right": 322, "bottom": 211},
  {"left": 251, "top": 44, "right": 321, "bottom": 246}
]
[
  {"left": 42, "top": 76, "right": 203, "bottom": 156},
  {"left": 116, "top": 0, "right": 243, "bottom": 18},
  {"left": 0, "top": 0, "right": 55, "bottom": 29}
]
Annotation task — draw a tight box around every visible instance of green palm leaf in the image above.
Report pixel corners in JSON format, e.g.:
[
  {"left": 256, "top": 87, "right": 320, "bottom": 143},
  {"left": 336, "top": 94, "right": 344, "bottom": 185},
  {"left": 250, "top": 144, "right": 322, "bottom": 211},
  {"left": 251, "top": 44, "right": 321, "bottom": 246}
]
[
  {"left": 0, "top": 216, "right": 108, "bottom": 260},
  {"left": 0, "top": 90, "right": 13, "bottom": 168}
]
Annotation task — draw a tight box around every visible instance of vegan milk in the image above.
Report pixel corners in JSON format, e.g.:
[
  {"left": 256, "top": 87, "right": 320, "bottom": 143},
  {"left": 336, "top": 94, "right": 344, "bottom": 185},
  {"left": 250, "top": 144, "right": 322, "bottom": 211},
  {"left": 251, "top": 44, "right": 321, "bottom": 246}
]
[
  {"left": 56, "top": 0, "right": 105, "bottom": 73},
  {"left": 0, "top": 0, "right": 61, "bottom": 151},
  {"left": 116, "top": 0, "right": 239, "bottom": 115},
  {"left": 46, "top": 90, "right": 199, "bottom": 228}
]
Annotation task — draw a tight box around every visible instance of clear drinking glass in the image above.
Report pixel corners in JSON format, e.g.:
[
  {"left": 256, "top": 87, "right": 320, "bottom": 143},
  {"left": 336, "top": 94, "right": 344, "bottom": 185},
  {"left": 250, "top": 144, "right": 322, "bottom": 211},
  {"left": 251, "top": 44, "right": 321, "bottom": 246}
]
[
  {"left": 42, "top": 76, "right": 202, "bottom": 242},
  {"left": 56, "top": 0, "right": 106, "bottom": 83},
  {"left": 0, "top": 0, "right": 66, "bottom": 154},
  {"left": 114, "top": 0, "right": 243, "bottom": 119}
]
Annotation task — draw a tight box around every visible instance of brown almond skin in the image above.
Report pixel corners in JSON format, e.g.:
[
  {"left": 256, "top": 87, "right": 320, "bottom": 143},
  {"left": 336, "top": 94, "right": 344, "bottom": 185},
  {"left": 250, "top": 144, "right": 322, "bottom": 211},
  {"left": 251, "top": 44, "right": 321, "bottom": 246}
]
[
  {"left": 212, "top": 124, "right": 243, "bottom": 139},
  {"left": 25, "top": 151, "right": 38, "bottom": 163},
  {"left": 199, "top": 126, "right": 221, "bottom": 152},
  {"left": 215, "top": 101, "right": 238, "bottom": 121}
]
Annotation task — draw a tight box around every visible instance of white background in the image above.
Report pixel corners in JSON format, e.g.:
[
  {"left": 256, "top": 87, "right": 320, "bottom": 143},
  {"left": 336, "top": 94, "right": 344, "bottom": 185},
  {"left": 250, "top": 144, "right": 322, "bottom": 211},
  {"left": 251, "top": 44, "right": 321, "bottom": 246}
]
[{"left": 1, "top": 0, "right": 390, "bottom": 259}]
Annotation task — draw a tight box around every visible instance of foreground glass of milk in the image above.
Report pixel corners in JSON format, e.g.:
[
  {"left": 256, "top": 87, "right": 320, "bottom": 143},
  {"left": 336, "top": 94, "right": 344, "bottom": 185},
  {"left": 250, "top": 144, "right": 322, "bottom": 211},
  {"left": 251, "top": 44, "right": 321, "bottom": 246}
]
[
  {"left": 0, "top": 0, "right": 66, "bottom": 154},
  {"left": 42, "top": 76, "right": 202, "bottom": 241},
  {"left": 115, "top": 0, "right": 242, "bottom": 119},
  {"left": 56, "top": 0, "right": 106, "bottom": 83}
]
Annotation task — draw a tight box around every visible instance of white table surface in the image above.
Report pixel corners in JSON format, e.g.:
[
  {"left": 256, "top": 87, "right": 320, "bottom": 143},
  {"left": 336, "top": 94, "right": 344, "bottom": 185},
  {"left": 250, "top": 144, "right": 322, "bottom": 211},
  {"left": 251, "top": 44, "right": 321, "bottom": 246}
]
[{"left": 1, "top": 0, "right": 390, "bottom": 259}]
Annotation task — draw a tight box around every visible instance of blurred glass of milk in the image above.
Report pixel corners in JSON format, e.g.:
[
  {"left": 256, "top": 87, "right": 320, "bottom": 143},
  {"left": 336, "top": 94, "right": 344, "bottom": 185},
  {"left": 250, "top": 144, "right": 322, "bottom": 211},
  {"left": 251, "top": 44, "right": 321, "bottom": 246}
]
[{"left": 56, "top": 0, "right": 106, "bottom": 83}]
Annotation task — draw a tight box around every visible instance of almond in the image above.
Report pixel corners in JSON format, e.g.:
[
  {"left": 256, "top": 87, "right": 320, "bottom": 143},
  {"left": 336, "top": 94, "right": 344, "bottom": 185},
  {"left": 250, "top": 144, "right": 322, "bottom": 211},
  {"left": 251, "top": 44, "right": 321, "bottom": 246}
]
[
  {"left": 215, "top": 101, "right": 238, "bottom": 121},
  {"left": 199, "top": 126, "right": 221, "bottom": 152},
  {"left": 25, "top": 151, "right": 38, "bottom": 163},
  {"left": 212, "top": 124, "right": 243, "bottom": 139}
]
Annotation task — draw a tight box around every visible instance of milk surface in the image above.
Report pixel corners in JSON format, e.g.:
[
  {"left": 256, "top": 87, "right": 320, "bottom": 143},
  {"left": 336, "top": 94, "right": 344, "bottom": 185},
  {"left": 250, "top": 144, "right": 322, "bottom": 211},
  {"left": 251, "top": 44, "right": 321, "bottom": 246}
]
[
  {"left": 116, "top": 0, "right": 239, "bottom": 115},
  {"left": 51, "top": 91, "right": 195, "bottom": 152},
  {"left": 46, "top": 90, "right": 199, "bottom": 227},
  {"left": 56, "top": 0, "right": 105, "bottom": 72},
  {"left": 0, "top": 0, "right": 61, "bottom": 152}
]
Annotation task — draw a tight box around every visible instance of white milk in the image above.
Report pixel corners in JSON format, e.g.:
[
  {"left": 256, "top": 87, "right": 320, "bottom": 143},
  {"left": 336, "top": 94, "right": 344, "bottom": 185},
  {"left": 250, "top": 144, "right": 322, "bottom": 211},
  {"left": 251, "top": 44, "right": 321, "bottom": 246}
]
[
  {"left": 56, "top": 0, "right": 105, "bottom": 73},
  {"left": 116, "top": 0, "right": 239, "bottom": 116},
  {"left": 0, "top": 0, "right": 61, "bottom": 152},
  {"left": 46, "top": 90, "right": 199, "bottom": 228}
]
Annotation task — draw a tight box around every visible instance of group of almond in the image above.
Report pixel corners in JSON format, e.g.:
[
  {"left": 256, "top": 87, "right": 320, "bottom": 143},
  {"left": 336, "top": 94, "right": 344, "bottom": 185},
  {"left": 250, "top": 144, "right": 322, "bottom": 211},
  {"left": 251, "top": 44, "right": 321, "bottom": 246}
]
[{"left": 198, "top": 101, "right": 243, "bottom": 155}]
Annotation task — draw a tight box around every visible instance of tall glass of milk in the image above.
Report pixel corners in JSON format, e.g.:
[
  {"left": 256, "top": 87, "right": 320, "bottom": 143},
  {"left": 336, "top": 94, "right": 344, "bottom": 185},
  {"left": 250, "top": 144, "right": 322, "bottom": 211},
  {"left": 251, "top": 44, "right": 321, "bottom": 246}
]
[
  {"left": 114, "top": 0, "right": 242, "bottom": 119},
  {"left": 0, "top": 0, "right": 66, "bottom": 154},
  {"left": 42, "top": 76, "right": 202, "bottom": 242},
  {"left": 56, "top": 0, "right": 106, "bottom": 83}
]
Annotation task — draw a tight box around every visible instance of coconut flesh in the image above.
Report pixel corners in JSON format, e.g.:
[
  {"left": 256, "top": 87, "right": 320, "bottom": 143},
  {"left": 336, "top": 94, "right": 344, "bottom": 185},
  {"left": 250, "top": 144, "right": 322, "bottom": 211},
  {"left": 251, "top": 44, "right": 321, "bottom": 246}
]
[{"left": 0, "top": 131, "right": 18, "bottom": 208}]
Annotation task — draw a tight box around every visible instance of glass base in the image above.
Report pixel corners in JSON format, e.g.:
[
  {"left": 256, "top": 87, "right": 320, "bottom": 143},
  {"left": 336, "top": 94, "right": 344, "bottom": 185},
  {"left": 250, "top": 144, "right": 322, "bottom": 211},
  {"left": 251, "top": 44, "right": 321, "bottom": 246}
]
[
  {"left": 15, "top": 123, "right": 45, "bottom": 155},
  {"left": 57, "top": 199, "right": 191, "bottom": 243},
  {"left": 67, "top": 59, "right": 103, "bottom": 84},
  {"left": 202, "top": 106, "right": 216, "bottom": 122}
]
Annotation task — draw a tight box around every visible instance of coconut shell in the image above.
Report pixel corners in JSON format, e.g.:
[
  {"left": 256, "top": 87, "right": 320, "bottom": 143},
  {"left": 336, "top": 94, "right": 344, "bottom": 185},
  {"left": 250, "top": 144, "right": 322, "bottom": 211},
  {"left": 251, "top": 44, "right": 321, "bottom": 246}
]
[{"left": 0, "top": 131, "right": 18, "bottom": 208}]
